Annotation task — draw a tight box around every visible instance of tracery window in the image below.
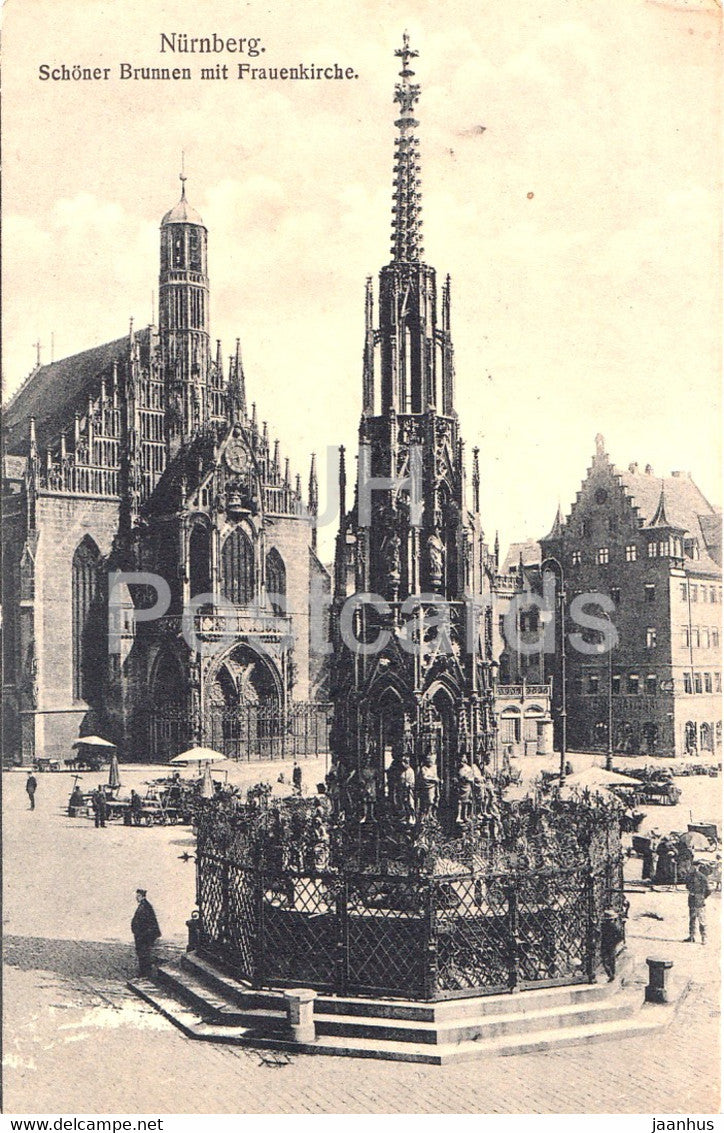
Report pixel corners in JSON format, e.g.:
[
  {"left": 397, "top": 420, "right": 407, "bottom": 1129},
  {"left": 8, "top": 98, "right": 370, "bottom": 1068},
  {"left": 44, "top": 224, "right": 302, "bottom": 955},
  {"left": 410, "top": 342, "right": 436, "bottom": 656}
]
[
  {"left": 72, "top": 536, "right": 102, "bottom": 701},
  {"left": 265, "top": 547, "right": 286, "bottom": 615},
  {"left": 221, "top": 527, "right": 255, "bottom": 607}
]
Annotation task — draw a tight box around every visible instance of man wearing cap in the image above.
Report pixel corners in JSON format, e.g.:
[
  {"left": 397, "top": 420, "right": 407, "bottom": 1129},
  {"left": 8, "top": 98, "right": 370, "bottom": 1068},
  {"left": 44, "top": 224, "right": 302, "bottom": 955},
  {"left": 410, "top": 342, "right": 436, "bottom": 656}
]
[
  {"left": 685, "top": 863, "right": 710, "bottom": 944},
  {"left": 26, "top": 771, "right": 38, "bottom": 810},
  {"left": 601, "top": 908, "right": 624, "bottom": 981},
  {"left": 131, "top": 889, "right": 161, "bottom": 977}
]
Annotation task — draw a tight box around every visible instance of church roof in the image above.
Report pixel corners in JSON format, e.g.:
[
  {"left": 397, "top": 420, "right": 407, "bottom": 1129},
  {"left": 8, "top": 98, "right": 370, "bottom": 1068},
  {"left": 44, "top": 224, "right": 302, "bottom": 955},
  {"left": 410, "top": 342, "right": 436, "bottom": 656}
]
[
  {"left": 3, "top": 334, "right": 135, "bottom": 451},
  {"left": 501, "top": 539, "right": 541, "bottom": 574}
]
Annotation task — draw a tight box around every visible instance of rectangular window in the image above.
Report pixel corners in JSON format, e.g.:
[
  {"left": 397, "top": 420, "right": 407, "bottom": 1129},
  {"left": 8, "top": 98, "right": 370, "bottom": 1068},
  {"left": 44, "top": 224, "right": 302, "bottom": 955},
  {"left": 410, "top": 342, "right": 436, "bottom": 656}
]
[
  {"left": 715, "top": 673, "right": 722, "bottom": 694},
  {"left": 683, "top": 672, "right": 693, "bottom": 694},
  {"left": 710, "top": 587, "right": 717, "bottom": 603},
  {"left": 682, "top": 626, "right": 690, "bottom": 649},
  {"left": 692, "top": 627, "right": 700, "bottom": 649},
  {"left": 580, "top": 521, "right": 590, "bottom": 538},
  {"left": 611, "top": 673, "right": 621, "bottom": 695},
  {"left": 644, "top": 583, "right": 655, "bottom": 603},
  {"left": 659, "top": 540, "right": 669, "bottom": 558},
  {"left": 704, "top": 673, "right": 713, "bottom": 694},
  {"left": 680, "top": 583, "right": 688, "bottom": 601},
  {"left": 701, "top": 587, "right": 708, "bottom": 604},
  {"left": 610, "top": 587, "right": 621, "bottom": 605},
  {"left": 627, "top": 674, "right": 640, "bottom": 695},
  {"left": 625, "top": 544, "right": 637, "bottom": 562},
  {"left": 712, "top": 629, "right": 720, "bottom": 649},
  {"left": 690, "top": 584, "right": 698, "bottom": 602},
  {"left": 702, "top": 628, "right": 710, "bottom": 649},
  {"left": 646, "top": 674, "right": 657, "bottom": 696},
  {"left": 571, "top": 550, "right": 581, "bottom": 566},
  {"left": 647, "top": 542, "right": 657, "bottom": 558},
  {"left": 646, "top": 627, "right": 657, "bottom": 649},
  {"left": 597, "top": 547, "right": 609, "bottom": 565},
  {"left": 694, "top": 672, "right": 703, "bottom": 694},
  {"left": 588, "top": 673, "right": 600, "bottom": 695}
]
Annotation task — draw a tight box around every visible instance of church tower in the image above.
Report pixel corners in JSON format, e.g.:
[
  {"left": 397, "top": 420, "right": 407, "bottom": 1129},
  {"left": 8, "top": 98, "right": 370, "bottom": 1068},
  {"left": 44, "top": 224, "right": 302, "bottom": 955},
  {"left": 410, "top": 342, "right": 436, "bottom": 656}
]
[{"left": 159, "top": 167, "right": 211, "bottom": 453}]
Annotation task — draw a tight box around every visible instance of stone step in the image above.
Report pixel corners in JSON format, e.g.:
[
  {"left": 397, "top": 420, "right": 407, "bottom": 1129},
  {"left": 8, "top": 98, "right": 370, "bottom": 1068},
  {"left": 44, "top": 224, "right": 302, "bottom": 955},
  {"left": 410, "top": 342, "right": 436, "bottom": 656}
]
[
  {"left": 157, "top": 965, "right": 288, "bottom": 1032},
  {"left": 184, "top": 952, "right": 287, "bottom": 1012},
  {"left": 128, "top": 978, "right": 667, "bottom": 1065},
  {"left": 314, "top": 993, "right": 639, "bottom": 1045}
]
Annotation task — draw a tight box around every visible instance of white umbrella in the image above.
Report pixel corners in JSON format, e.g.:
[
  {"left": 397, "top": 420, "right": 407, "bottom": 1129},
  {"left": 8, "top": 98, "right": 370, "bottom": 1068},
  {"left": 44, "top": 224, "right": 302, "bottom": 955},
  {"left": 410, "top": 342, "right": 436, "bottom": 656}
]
[
  {"left": 72, "top": 735, "right": 116, "bottom": 748},
  {"left": 170, "top": 747, "right": 226, "bottom": 765},
  {"left": 565, "top": 766, "right": 640, "bottom": 789}
]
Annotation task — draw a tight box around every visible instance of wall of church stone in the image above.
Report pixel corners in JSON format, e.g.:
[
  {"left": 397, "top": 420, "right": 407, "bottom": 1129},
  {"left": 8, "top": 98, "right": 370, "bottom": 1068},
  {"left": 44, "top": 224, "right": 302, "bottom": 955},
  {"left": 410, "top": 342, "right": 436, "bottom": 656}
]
[
  {"left": 33, "top": 494, "right": 120, "bottom": 763},
  {"left": 265, "top": 515, "right": 318, "bottom": 701}
]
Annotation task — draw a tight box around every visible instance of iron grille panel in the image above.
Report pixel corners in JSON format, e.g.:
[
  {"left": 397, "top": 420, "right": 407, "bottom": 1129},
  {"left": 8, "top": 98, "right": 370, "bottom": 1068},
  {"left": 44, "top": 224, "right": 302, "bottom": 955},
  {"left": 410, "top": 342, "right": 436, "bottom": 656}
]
[
  {"left": 346, "top": 876, "right": 427, "bottom": 997},
  {"left": 260, "top": 874, "right": 339, "bottom": 987},
  {"left": 516, "top": 869, "right": 588, "bottom": 984},
  {"left": 435, "top": 875, "right": 511, "bottom": 992},
  {"left": 227, "top": 865, "right": 257, "bottom": 980}
]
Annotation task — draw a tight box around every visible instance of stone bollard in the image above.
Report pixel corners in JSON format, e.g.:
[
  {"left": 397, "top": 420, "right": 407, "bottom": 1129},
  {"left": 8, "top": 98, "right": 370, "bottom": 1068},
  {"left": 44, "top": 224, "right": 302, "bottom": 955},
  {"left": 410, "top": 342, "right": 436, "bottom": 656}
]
[
  {"left": 645, "top": 957, "right": 673, "bottom": 1004},
  {"left": 284, "top": 988, "right": 317, "bottom": 1043}
]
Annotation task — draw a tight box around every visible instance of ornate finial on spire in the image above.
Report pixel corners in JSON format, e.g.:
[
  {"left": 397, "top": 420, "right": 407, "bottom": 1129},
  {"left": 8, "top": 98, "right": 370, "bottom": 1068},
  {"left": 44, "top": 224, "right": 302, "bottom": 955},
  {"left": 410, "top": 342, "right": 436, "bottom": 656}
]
[
  {"left": 390, "top": 33, "right": 423, "bottom": 263},
  {"left": 472, "top": 446, "right": 480, "bottom": 513},
  {"left": 228, "top": 337, "right": 246, "bottom": 421},
  {"left": 180, "top": 150, "right": 187, "bottom": 198}
]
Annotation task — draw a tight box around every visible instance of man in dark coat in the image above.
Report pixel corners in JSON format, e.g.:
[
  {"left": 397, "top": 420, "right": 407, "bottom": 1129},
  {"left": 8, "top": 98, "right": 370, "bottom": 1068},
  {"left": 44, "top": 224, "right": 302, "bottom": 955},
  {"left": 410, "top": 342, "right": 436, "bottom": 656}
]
[
  {"left": 26, "top": 772, "right": 38, "bottom": 810},
  {"left": 131, "top": 889, "right": 161, "bottom": 976},
  {"left": 91, "top": 786, "right": 107, "bottom": 828}
]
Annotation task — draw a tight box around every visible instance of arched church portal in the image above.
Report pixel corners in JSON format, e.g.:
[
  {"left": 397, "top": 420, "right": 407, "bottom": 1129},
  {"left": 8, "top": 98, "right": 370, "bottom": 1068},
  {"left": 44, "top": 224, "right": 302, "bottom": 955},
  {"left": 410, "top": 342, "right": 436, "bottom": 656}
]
[
  {"left": 149, "top": 650, "right": 186, "bottom": 762},
  {"left": 208, "top": 643, "right": 282, "bottom": 760}
]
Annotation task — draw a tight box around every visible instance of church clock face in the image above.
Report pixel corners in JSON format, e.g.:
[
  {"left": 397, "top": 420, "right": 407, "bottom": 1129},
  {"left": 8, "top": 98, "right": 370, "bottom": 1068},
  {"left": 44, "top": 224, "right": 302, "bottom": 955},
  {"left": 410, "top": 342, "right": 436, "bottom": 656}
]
[{"left": 225, "top": 435, "right": 249, "bottom": 474}]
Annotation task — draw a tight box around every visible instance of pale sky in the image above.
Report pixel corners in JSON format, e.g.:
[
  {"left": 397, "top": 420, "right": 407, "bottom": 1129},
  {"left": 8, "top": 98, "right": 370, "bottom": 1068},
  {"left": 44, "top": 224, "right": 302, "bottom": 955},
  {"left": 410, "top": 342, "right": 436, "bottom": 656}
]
[{"left": 2, "top": 0, "right": 721, "bottom": 562}]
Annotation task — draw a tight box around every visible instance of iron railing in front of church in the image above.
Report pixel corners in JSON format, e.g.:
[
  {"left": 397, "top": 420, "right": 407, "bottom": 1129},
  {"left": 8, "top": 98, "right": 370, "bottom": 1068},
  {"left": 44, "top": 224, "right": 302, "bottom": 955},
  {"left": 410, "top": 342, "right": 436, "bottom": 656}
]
[{"left": 195, "top": 850, "right": 624, "bottom": 1001}]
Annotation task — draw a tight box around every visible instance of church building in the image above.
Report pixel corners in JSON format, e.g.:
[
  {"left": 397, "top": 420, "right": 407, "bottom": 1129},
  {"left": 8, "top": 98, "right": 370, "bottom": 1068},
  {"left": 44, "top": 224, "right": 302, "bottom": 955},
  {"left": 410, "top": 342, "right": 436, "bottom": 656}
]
[{"left": 2, "top": 176, "right": 330, "bottom": 766}]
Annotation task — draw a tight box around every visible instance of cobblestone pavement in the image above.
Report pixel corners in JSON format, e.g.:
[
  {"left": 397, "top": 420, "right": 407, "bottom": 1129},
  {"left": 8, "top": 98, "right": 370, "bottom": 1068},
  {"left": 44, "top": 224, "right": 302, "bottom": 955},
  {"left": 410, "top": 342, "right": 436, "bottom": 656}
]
[{"left": 2, "top": 759, "right": 721, "bottom": 1114}]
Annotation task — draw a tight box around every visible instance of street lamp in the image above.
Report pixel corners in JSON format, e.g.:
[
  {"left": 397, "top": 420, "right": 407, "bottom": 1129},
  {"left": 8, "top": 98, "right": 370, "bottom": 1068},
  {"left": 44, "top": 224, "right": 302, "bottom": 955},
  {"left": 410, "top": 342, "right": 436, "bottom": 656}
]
[
  {"left": 541, "top": 557, "right": 566, "bottom": 787},
  {"left": 596, "top": 607, "right": 617, "bottom": 771}
]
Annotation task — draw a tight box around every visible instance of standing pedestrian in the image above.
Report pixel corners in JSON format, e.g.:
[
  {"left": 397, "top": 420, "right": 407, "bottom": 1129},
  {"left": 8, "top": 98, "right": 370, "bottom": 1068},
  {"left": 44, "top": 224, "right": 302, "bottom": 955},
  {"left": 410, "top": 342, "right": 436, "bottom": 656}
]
[
  {"left": 686, "top": 862, "right": 710, "bottom": 944},
  {"left": 25, "top": 771, "right": 38, "bottom": 810},
  {"left": 92, "top": 786, "right": 107, "bottom": 828},
  {"left": 131, "top": 889, "right": 161, "bottom": 976},
  {"left": 600, "top": 908, "right": 624, "bottom": 981},
  {"left": 292, "top": 761, "right": 303, "bottom": 795}
]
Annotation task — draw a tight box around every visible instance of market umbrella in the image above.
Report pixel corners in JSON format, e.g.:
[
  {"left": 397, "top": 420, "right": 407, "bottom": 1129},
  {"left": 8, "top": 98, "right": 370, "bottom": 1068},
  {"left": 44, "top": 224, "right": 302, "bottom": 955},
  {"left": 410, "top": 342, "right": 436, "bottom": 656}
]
[
  {"left": 565, "top": 766, "right": 640, "bottom": 789},
  {"left": 72, "top": 735, "right": 116, "bottom": 748},
  {"left": 107, "top": 751, "right": 121, "bottom": 789},
  {"left": 170, "top": 747, "right": 226, "bottom": 765},
  {"left": 199, "top": 762, "right": 215, "bottom": 799}
]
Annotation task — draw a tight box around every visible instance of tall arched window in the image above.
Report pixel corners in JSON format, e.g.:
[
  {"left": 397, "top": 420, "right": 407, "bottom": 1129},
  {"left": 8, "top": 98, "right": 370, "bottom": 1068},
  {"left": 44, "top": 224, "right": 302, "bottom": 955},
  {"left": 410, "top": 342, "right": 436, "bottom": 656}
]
[
  {"left": 221, "top": 528, "right": 254, "bottom": 607},
  {"left": 189, "top": 524, "right": 211, "bottom": 598},
  {"left": 72, "top": 536, "right": 102, "bottom": 702},
  {"left": 265, "top": 548, "right": 286, "bottom": 615}
]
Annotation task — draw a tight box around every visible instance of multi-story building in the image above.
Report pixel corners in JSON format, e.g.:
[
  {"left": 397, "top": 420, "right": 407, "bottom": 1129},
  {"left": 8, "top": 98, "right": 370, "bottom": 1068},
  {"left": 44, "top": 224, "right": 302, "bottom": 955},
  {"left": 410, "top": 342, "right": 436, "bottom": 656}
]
[
  {"left": 2, "top": 179, "right": 330, "bottom": 766},
  {"left": 540, "top": 434, "right": 721, "bottom": 757}
]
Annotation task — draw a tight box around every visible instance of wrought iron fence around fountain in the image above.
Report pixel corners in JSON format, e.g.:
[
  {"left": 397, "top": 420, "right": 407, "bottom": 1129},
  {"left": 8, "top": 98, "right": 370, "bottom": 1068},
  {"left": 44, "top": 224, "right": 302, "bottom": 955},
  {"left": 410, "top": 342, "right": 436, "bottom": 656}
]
[{"left": 195, "top": 848, "right": 625, "bottom": 1001}]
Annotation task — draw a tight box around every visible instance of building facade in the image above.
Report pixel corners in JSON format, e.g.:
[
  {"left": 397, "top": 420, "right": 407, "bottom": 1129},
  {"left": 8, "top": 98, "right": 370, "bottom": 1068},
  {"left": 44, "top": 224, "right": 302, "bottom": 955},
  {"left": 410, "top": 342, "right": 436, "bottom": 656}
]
[
  {"left": 540, "top": 435, "right": 722, "bottom": 758},
  {"left": 2, "top": 180, "right": 329, "bottom": 766}
]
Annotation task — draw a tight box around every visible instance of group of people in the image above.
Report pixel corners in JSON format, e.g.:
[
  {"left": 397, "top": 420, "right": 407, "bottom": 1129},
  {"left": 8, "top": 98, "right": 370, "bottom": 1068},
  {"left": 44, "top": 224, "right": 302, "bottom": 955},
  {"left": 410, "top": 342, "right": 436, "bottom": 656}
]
[{"left": 641, "top": 832, "right": 696, "bottom": 886}]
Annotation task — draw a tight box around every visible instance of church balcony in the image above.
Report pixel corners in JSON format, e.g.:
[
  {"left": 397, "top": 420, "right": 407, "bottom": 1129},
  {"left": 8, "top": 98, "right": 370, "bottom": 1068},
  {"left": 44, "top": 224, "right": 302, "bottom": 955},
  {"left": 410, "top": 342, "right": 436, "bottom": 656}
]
[
  {"left": 497, "top": 684, "right": 551, "bottom": 699},
  {"left": 153, "top": 606, "right": 293, "bottom": 647}
]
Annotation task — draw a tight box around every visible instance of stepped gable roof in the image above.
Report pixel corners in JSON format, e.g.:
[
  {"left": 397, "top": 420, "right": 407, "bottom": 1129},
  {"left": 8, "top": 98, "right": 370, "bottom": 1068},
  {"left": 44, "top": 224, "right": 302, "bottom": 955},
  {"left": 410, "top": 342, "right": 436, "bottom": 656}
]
[{"left": 3, "top": 333, "right": 138, "bottom": 449}]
